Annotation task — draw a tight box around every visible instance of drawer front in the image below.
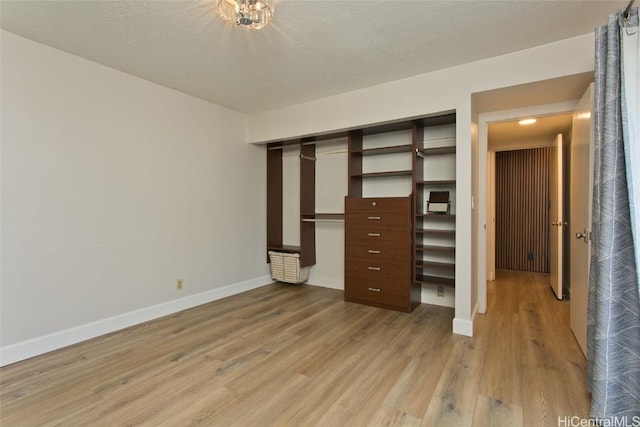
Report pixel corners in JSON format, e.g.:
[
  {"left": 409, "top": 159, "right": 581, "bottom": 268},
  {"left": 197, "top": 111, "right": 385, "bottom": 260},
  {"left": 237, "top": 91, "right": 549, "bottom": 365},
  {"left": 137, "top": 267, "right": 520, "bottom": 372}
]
[
  {"left": 345, "top": 227, "right": 410, "bottom": 245},
  {"left": 345, "top": 241, "right": 410, "bottom": 263},
  {"left": 345, "top": 259, "right": 410, "bottom": 282},
  {"left": 345, "top": 197, "right": 410, "bottom": 213},
  {"left": 345, "top": 210, "right": 410, "bottom": 229},
  {"left": 344, "top": 272, "right": 409, "bottom": 308}
]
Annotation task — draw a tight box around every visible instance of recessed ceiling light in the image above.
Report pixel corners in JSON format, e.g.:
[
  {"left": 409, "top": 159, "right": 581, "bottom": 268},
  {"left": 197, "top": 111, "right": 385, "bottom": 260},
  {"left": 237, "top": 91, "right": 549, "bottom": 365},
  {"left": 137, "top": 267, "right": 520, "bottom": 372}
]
[{"left": 518, "top": 118, "right": 537, "bottom": 125}]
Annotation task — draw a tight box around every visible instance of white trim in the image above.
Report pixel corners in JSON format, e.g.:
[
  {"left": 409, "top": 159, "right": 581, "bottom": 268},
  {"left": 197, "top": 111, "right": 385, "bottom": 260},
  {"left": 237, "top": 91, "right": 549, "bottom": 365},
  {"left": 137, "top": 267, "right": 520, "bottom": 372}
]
[
  {"left": 0, "top": 275, "right": 272, "bottom": 367},
  {"left": 457, "top": 303, "right": 480, "bottom": 337},
  {"left": 452, "top": 317, "right": 474, "bottom": 337}
]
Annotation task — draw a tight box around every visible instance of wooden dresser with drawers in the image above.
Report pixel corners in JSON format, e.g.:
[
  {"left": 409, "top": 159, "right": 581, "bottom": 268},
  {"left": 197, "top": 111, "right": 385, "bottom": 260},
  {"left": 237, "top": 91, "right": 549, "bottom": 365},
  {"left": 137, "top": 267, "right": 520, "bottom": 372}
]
[{"left": 344, "top": 196, "right": 420, "bottom": 312}]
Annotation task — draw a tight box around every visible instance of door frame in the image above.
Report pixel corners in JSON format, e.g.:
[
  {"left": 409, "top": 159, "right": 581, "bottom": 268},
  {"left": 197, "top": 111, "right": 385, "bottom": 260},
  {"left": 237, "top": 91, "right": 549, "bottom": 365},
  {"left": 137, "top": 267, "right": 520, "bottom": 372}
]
[
  {"left": 477, "top": 101, "right": 577, "bottom": 313},
  {"left": 549, "top": 133, "right": 564, "bottom": 300}
]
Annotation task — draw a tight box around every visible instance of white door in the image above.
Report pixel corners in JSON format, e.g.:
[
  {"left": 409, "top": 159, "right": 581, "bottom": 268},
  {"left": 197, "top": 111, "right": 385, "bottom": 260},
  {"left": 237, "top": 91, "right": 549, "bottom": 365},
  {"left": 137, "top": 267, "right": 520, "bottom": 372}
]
[
  {"left": 569, "top": 85, "right": 593, "bottom": 356},
  {"left": 549, "top": 133, "right": 564, "bottom": 300}
]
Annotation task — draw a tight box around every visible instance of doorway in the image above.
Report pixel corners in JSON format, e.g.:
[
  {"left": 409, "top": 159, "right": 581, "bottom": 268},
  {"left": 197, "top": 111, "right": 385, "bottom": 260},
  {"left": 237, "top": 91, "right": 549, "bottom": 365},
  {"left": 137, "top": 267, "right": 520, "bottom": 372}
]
[{"left": 478, "top": 108, "right": 575, "bottom": 313}]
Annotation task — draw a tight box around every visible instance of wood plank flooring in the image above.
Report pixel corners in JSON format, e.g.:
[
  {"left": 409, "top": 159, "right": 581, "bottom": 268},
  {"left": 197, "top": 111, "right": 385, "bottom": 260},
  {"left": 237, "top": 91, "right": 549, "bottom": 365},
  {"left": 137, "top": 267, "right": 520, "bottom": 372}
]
[{"left": 0, "top": 270, "right": 590, "bottom": 426}]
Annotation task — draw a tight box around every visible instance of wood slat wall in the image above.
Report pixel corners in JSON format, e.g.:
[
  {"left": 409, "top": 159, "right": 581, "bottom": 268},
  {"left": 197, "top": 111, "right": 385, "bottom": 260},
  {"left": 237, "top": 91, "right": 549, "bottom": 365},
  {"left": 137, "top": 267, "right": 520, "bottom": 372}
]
[{"left": 495, "top": 147, "right": 550, "bottom": 272}]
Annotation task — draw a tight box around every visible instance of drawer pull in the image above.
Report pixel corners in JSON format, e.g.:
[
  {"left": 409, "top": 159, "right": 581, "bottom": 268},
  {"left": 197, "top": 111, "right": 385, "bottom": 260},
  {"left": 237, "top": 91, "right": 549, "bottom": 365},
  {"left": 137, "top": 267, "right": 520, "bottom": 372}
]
[
  {"left": 368, "top": 233, "right": 381, "bottom": 237},
  {"left": 367, "top": 249, "right": 381, "bottom": 254},
  {"left": 368, "top": 216, "right": 381, "bottom": 220},
  {"left": 368, "top": 266, "right": 381, "bottom": 271},
  {"left": 368, "top": 287, "right": 381, "bottom": 292}
]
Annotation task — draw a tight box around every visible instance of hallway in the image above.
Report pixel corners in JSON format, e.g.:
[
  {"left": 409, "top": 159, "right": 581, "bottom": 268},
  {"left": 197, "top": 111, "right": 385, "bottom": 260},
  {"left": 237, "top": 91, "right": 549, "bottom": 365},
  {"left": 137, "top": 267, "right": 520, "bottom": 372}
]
[{"left": 473, "top": 269, "right": 590, "bottom": 424}]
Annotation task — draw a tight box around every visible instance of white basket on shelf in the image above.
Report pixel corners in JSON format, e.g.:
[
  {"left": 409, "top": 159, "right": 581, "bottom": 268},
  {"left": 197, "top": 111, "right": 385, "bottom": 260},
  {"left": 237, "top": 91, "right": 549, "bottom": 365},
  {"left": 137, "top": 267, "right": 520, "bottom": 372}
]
[{"left": 268, "top": 251, "right": 310, "bottom": 284}]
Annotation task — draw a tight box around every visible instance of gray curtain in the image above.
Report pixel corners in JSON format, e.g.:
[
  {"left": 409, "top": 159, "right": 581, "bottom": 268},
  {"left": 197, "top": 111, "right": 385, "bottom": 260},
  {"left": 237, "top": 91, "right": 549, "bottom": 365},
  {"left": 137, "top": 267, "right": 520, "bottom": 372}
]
[{"left": 587, "top": 8, "right": 640, "bottom": 420}]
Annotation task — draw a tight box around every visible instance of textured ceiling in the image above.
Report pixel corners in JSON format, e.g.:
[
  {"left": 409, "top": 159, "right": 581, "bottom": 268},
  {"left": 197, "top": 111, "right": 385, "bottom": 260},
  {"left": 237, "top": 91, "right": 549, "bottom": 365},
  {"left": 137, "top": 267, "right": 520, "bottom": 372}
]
[{"left": 0, "top": 0, "right": 627, "bottom": 114}]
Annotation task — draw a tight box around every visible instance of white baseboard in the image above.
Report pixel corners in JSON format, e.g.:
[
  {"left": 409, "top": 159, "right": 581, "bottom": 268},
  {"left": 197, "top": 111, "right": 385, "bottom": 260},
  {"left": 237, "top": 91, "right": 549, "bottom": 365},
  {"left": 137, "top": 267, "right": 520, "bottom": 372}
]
[
  {"left": 0, "top": 275, "right": 271, "bottom": 367},
  {"left": 452, "top": 317, "right": 474, "bottom": 337}
]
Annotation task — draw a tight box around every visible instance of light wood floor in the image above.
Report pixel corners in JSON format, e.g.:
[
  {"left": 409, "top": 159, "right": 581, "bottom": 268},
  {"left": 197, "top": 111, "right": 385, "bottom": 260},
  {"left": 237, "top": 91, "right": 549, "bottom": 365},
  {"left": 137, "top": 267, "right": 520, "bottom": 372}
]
[{"left": 1, "top": 270, "right": 590, "bottom": 426}]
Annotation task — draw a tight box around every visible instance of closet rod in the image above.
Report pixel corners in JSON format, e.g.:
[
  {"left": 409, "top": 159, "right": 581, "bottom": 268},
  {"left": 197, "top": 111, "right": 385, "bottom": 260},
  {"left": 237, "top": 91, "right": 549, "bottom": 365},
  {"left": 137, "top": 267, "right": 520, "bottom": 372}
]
[
  {"left": 301, "top": 218, "right": 344, "bottom": 223},
  {"left": 299, "top": 154, "right": 317, "bottom": 161}
]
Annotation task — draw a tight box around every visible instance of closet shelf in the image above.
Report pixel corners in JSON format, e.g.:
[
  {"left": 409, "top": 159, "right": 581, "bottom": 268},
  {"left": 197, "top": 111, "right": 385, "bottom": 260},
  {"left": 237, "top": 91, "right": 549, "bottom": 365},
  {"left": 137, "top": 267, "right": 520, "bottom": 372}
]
[
  {"left": 302, "top": 213, "right": 344, "bottom": 219},
  {"left": 416, "top": 244, "right": 456, "bottom": 254},
  {"left": 415, "top": 273, "right": 456, "bottom": 287},
  {"left": 416, "top": 229, "right": 456, "bottom": 237},
  {"left": 416, "top": 213, "right": 456, "bottom": 220},
  {"left": 301, "top": 213, "right": 345, "bottom": 222},
  {"left": 417, "top": 180, "right": 456, "bottom": 186},
  {"left": 351, "top": 144, "right": 413, "bottom": 156},
  {"left": 417, "top": 146, "right": 456, "bottom": 156},
  {"left": 416, "top": 260, "right": 455, "bottom": 271},
  {"left": 353, "top": 170, "right": 413, "bottom": 178},
  {"left": 267, "top": 245, "right": 301, "bottom": 254}
]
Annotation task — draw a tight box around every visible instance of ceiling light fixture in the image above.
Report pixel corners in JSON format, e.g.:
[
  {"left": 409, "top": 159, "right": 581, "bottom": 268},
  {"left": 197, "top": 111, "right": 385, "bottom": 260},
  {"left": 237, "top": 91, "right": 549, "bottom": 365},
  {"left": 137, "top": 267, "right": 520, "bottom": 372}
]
[
  {"left": 217, "top": 0, "right": 274, "bottom": 30},
  {"left": 518, "top": 118, "right": 537, "bottom": 125}
]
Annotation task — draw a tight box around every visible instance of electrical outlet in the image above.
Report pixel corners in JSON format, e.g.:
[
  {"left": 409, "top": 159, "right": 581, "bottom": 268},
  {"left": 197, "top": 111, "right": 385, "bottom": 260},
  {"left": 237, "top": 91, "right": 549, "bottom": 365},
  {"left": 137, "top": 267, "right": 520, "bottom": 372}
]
[
  {"left": 437, "top": 286, "right": 444, "bottom": 297},
  {"left": 176, "top": 279, "right": 183, "bottom": 290}
]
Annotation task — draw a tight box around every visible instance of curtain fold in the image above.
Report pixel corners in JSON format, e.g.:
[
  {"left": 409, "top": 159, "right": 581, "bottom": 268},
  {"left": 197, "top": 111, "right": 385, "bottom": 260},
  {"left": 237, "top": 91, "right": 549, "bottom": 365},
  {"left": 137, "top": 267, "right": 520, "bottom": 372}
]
[{"left": 587, "top": 7, "right": 640, "bottom": 420}]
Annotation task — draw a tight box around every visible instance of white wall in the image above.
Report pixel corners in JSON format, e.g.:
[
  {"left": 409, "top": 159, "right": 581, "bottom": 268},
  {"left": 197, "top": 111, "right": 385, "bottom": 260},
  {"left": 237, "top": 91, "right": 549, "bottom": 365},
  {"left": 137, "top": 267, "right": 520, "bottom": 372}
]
[
  {"left": 0, "top": 31, "right": 269, "bottom": 364},
  {"left": 247, "top": 33, "right": 596, "bottom": 336}
]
